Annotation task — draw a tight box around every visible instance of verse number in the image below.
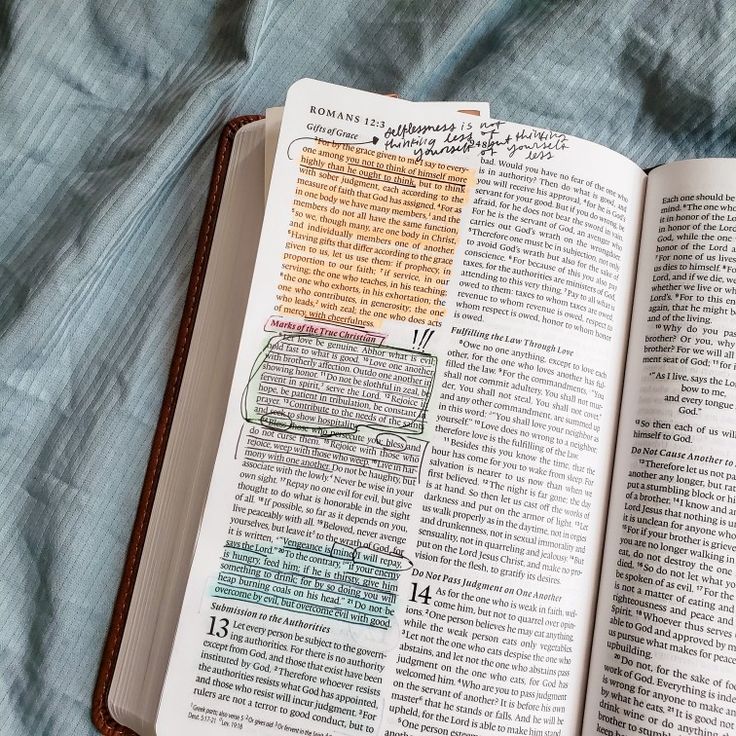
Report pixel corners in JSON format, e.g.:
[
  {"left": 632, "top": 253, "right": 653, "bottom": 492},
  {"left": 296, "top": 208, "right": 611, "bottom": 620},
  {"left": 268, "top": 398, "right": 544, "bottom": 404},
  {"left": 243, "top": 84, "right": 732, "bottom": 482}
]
[
  {"left": 409, "top": 583, "right": 432, "bottom": 605},
  {"left": 207, "top": 616, "right": 230, "bottom": 638}
]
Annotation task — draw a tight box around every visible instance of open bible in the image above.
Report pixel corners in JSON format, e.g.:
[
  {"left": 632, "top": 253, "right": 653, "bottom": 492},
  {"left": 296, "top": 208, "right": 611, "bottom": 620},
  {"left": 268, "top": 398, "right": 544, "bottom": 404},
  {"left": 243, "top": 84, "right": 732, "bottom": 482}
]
[{"left": 93, "top": 79, "right": 736, "bottom": 736}]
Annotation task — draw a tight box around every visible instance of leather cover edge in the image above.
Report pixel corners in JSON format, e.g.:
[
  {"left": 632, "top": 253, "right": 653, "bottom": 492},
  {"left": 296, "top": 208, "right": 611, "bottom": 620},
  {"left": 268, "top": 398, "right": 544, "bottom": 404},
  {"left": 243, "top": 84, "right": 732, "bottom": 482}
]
[{"left": 91, "top": 114, "right": 264, "bottom": 736}]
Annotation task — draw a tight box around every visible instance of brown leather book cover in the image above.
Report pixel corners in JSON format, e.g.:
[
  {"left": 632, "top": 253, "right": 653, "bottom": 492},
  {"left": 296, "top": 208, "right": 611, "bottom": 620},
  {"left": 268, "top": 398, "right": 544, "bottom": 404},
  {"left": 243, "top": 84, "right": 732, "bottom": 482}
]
[{"left": 92, "top": 114, "right": 263, "bottom": 736}]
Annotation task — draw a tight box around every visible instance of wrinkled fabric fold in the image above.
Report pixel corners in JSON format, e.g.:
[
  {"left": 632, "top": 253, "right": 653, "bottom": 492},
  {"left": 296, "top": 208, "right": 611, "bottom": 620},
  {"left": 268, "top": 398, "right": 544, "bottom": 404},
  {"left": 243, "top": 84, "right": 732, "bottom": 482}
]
[{"left": 0, "top": 1, "right": 734, "bottom": 733}]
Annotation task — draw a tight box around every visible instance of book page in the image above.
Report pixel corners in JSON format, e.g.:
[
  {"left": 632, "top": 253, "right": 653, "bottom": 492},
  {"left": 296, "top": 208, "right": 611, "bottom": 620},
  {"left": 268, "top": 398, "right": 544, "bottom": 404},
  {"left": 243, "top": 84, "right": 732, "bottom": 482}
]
[
  {"left": 264, "top": 102, "right": 492, "bottom": 204},
  {"left": 584, "top": 159, "right": 736, "bottom": 735},
  {"left": 157, "top": 79, "right": 645, "bottom": 736}
]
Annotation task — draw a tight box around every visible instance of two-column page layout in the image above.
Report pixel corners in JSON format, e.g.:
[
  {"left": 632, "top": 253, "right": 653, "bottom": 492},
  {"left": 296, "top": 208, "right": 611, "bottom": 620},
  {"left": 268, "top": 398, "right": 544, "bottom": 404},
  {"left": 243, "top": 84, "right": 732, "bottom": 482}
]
[{"left": 157, "top": 79, "right": 657, "bottom": 736}]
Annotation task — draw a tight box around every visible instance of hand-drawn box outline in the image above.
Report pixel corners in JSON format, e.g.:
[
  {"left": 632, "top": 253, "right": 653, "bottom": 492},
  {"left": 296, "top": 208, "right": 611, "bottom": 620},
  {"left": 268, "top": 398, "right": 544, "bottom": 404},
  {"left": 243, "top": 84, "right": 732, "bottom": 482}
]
[
  {"left": 241, "top": 334, "right": 437, "bottom": 438},
  {"left": 237, "top": 424, "right": 429, "bottom": 484}
]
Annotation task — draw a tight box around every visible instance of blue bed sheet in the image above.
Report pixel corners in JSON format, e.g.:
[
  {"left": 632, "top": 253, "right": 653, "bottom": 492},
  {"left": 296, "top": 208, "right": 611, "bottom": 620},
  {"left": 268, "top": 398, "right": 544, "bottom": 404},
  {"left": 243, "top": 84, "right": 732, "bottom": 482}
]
[{"left": 1, "top": 1, "right": 734, "bottom": 733}]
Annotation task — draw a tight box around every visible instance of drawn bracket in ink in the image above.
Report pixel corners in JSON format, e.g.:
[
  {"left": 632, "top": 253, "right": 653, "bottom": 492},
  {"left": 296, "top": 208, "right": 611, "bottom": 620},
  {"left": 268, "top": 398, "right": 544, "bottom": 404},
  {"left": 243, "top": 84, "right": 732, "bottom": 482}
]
[{"left": 287, "top": 135, "right": 379, "bottom": 160}]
